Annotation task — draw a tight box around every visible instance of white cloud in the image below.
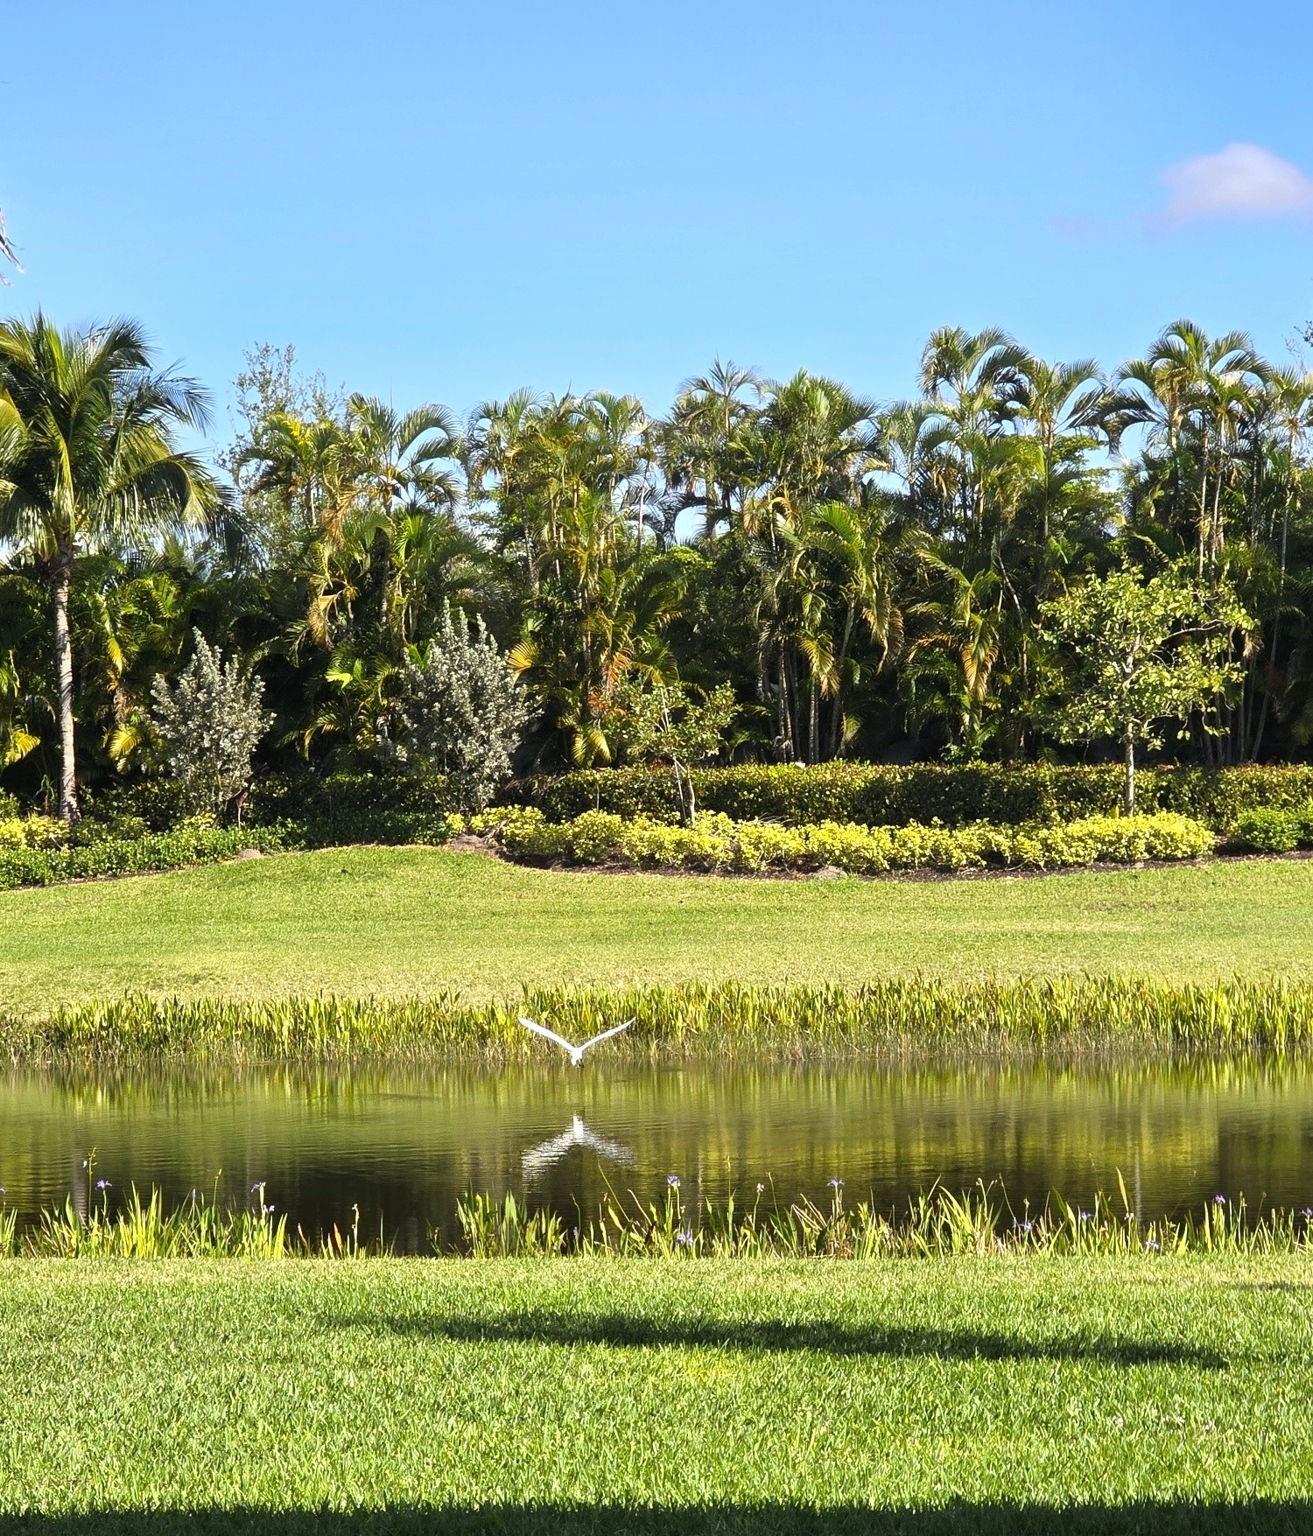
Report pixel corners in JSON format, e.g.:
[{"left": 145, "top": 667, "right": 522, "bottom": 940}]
[{"left": 1159, "top": 142, "right": 1313, "bottom": 224}]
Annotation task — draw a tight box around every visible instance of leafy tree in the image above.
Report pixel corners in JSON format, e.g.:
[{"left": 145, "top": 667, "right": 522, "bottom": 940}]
[
  {"left": 1040, "top": 567, "right": 1249, "bottom": 813},
  {"left": 383, "top": 604, "right": 529, "bottom": 812},
  {"left": 150, "top": 631, "right": 272, "bottom": 821},
  {"left": 0, "top": 315, "right": 215, "bottom": 820},
  {"left": 604, "top": 677, "right": 736, "bottom": 823}
]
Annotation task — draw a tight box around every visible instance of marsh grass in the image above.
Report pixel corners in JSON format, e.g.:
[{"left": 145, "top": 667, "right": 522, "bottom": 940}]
[
  {"left": 4, "top": 1179, "right": 1311, "bottom": 1260},
  {"left": 450, "top": 1178, "right": 1313, "bottom": 1260},
  {"left": 8, "top": 977, "right": 1313, "bottom": 1064}
]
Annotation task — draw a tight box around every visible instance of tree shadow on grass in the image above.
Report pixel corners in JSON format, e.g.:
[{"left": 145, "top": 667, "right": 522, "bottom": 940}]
[
  {"left": 0, "top": 1501, "right": 1307, "bottom": 1535},
  {"left": 327, "top": 1309, "right": 1228, "bottom": 1369}
]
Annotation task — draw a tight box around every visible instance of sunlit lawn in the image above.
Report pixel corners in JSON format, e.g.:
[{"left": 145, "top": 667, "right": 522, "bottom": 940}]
[
  {"left": 0, "top": 1256, "right": 1308, "bottom": 1532},
  {"left": 2, "top": 846, "right": 1312, "bottom": 1015}
]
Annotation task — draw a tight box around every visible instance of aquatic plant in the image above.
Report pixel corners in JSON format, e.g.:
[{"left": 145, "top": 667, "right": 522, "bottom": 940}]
[
  {"left": 9, "top": 976, "right": 1313, "bottom": 1064},
  {"left": 2, "top": 1179, "right": 1310, "bottom": 1259},
  {"left": 447, "top": 1179, "right": 1313, "bottom": 1260}
]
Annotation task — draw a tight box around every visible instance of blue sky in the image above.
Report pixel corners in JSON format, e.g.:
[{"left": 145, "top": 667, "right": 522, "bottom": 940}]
[{"left": 5, "top": 0, "right": 1313, "bottom": 450}]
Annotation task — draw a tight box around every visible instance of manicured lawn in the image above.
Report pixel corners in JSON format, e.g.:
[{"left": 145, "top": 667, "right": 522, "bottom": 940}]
[
  {"left": 0, "top": 1256, "right": 1308, "bottom": 1531},
  {"left": 2, "top": 847, "right": 1313, "bottom": 1015}
]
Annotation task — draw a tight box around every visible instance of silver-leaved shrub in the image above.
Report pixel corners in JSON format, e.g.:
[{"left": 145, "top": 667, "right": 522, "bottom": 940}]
[
  {"left": 382, "top": 604, "right": 530, "bottom": 813},
  {"left": 150, "top": 632, "right": 272, "bottom": 821}
]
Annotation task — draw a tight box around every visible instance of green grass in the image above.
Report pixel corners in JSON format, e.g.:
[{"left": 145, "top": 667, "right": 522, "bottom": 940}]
[
  {"left": 0, "top": 1256, "right": 1309, "bottom": 1531},
  {"left": 2, "top": 846, "right": 1313, "bottom": 1016},
  {"left": 12, "top": 978, "right": 1313, "bottom": 1061}
]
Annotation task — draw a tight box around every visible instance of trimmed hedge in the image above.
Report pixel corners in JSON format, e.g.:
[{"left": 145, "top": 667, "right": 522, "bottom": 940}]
[
  {"left": 248, "top": 771, "right": 457, "bottom": 848},
  {"left": 0, "top": 823, "right": 288, "bottom": 891},
  {"left": 475, "top": 806, "right": 1215, "bottom": 875},
  {"left": 511, "top": 762, "right": 1313, "bottom": 831},
  {"left": 1230, "top": 806, "right": 1313, "bottom": 853}
]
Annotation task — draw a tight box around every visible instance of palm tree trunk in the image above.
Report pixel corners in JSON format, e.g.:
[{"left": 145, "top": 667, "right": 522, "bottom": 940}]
[
  {"left": 1253, "top": 474, "right": 1293, "bottom": 760},
  {"left": 808, "top": 681, "right": 819, "bottom": 766},
  {"left": 52, "top": 546, "right": 80, "bottom": 823}
]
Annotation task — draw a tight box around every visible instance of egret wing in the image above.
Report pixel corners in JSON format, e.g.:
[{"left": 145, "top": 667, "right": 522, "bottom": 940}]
[
  {"left": 578, "top": 1018, "right": 635, "bottom": 1052},
  {"left": 518, "top": 1016, "right": 579, "bottom": 1053}
]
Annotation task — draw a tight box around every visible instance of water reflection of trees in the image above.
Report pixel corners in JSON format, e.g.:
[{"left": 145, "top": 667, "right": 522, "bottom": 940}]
[{"left": 2, "top": 1058, "right": 1312, "bottom": 1247}]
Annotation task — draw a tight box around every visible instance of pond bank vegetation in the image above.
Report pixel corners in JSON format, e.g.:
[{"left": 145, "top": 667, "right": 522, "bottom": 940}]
[
  {"left": 7, "top": 978, "right": 1313, "bottom": 1065},
  {"left": 3, "top": 1179, "right": 1311, "bottom": 1261}
]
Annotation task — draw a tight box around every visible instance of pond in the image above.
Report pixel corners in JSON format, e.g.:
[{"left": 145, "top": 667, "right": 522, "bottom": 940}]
[{"left": 3, "top": 1056, "right": 1313, "bottom": 1248}]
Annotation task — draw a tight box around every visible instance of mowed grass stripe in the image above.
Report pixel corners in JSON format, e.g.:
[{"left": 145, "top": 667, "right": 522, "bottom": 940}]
[
  {"left": 0, "top": 1257, "right": 1310, "bottom": 1526},
  {"left": 2, "top": 846, "right": 1313, "bottom": 1015}
]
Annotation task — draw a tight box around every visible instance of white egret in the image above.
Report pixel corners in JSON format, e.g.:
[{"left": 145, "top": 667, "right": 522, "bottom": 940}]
[{"left": 518, "top": 1016, "right": 634, "bottom": 1066}]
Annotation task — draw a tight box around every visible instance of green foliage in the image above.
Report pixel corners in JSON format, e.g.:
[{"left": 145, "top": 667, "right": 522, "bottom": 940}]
[
  {"left": 487, "top": 807, "right": 1214, "bottom": 875},
  {"left": 9, "top": 318, "right": 1313, "bottom": 819},
  {"left": 1230, "top": 805, "right": 1313, "bottom": 852},
  {"left": 0, "top": 822, "right": 286, "bottom": 890},
  {"left": 382, "top": 604, "right": 530, "bottom": 813},
  {"left": 10, "top": 977, "right": 1313, "bottom": 1061},
  {"left": 1040, "top": 567, "right": 1250, "bottom": 811},
  {"left": 0, "top": 814, "right": 66, "bottom": 849},
  {"left": 604, "top": 677, "right": 737, "bottom": 768},
  {"left": 451, "top": 1183, "right": 1312, "bottom": 1260},
  {"left": 150, "top": 631, "right": 272, "bottom": 819},
  {"left": 518, "top": 761, "right": 1313, "bottom": 829},
  {"left": 248, "top": 769, "right": 459, "bottom": 846}
]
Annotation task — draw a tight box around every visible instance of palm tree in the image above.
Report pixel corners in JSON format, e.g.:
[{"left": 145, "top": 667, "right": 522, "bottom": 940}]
[
  {"left": 1114, "top": 321, "right": 1263, "bottom": 574},
  {"left": 906, "top": 560, "right": 1006, "bottom": 757},
  {"left": 1251, "top": 368, "right": 1313, "bottom": 756},
  {"left": 0, "top": 315, "right": 215, "bottom": 820},
  {"left": 802, "top": 502, "right": 910, "bottom": 756},
  {"left": 341, "top": 394, "right": 462, "bottom": 640},
  {"left": 916, "top": 327, "right": 1028, "bottom": 543},
  {"left": 661, "top": 360, "right": 763, "bottom": 535}
]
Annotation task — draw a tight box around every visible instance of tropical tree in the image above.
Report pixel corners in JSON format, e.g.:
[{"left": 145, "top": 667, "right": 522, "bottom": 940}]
[
  {"left": 0, "top": 315, "right": 215, "bottom": 819},
  {"left": 1113, "top": 321, "right": 1264, "bottom": 575},
  {"left": 1040, "top": 566, "right": 1250, "bottom": 812}
]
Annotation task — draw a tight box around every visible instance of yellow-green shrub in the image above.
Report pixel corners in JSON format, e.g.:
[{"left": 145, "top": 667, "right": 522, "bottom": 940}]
[
  {"left": 0, "top": 816, "right": 68, "bottom": 851},
  {"left": 484, "top": 809, "right": 1215, "bottom": 875}
]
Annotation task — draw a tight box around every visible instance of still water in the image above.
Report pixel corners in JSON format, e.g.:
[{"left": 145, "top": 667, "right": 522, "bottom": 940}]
[{"left": 3, "top": 1057, "right": 1312, "bottom": 1247}]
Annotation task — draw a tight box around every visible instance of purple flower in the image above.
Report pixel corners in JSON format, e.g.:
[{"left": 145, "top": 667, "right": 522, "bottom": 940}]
[
  {"left": 1013, "top": 1219, "right": 1035, "bottom": 1234},
  {"left": 250, "top": 1182, "right": 264, "bottom": 1194},
  {"left": 674, "top": 1230, "right": 694, "bottom": 1248},
  {"left": 1077, "top": 1210, "right": 1092, "bottom": 1223},
  {"left": 1300, "top": 1207, "right": 1313, "bottom": 1220},
  {"left": 94, "top": 1179, "right": 111, "bottom": 1191},
  {"left": 828, "top": 1177, "right": 844, "bottom": 1190},
  {"left": 666, "top": 1174, "right": 680, "bottom": 1188},
  {"left": 263, "top": 1204, "right": 276, "bottom": 1215},
  {"left": 1143, "top": 1238, "right": 1160, "bottom": 1252},
  {"left": 1213, "top": 1194, "right": 1228, "bottom": 1206}
]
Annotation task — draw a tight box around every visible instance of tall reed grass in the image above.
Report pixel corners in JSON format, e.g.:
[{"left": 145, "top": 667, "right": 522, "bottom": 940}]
[
  {"left": 7, "top": 977, "right": 1313, "bottom": 1063},
  {"left": 2, "top": 1179, "right": 1309, "bottom": 1259},
  {"left": 449, "top": 1178, "right": 1313, "bottom": 1259}
]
